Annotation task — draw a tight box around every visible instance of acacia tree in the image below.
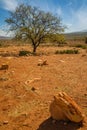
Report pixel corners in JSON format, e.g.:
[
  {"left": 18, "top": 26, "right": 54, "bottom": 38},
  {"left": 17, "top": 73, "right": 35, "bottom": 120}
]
[{"left": 5, "top": 4, "right": 65, "bottom": 53}]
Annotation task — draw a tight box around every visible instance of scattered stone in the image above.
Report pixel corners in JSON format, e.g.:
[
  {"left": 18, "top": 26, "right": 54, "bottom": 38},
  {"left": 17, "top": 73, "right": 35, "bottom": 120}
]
[
  {"left": 50, "top": 92, "right": 84, "bottom": 123},
  {"left": 38, "top": 59, "right": 48, "bottom": 66},
  {"left": 6, "top": 57, "right": 13, "bottom": 60},
  {"left": 59, "top": 60, "right": 65, "bottom": 63},
  {"left": 11, "top": 70, "right": 15, "bottom": 73},
  {"left": 84, "top": 93, "right": 87, "bottom": 96},
  {"left": 31, "top": 87, "right": 36, "bottom": 91},
  {"left": 21, "top": 113, "right": 28, "bottom": 117},
  {"left": 0, "top": 124, "right": 2, "bottom": 126},
  {"left": 0, "top": 77, "right": 8, "bottom": 81},
  {"left": 22, "top": 123, "right": 29, "bottom": 127},
  {"left": 82, "top": 54, "right": 87, "bottom": 57},
  {"left": 0, "top": 64, "right": 9, "bottom": 70},
  {"left": 3, "top": 121, "right": 8, "bottom": 125},
  {"left": 25, "top": 78, "right": 41, "bottom": 84}
]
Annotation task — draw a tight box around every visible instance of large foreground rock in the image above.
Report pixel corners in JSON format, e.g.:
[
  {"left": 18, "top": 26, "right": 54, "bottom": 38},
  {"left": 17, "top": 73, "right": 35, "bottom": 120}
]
[{"left": 50, "top": 92, "right": 84, "bottom": 123}]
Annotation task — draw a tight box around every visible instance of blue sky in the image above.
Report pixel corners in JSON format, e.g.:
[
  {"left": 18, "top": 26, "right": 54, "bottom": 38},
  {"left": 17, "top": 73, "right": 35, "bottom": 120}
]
[{"left": 0, "top": 0, "right": 87, "bottom": 36}]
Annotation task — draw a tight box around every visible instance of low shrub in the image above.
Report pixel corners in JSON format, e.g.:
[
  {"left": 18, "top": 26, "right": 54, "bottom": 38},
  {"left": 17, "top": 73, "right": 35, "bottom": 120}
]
[
  {"left": 0, "top": 42, "right": 3, "bottom": 47},
  {"left": 85, "top": 37, "right": 87, "bottom": 44},
  {"left": 0, "top": 43, "right": 2, "bottom": 47},
  {"left": 19, "top": 50, "right": 32, "bottom": 56},
  {"left": 75, "top": 44, "right": 87, "bottom": 49},
  {"left": 55, "top": 49, "right": 79, "bottom": 54}
]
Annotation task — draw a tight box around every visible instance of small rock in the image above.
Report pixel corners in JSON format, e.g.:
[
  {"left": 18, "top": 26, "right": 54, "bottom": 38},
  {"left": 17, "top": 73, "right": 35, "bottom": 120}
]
[
  {"left": 59, "top": 60, "right": 65, "bottom": 63},
  {"left": 31, "top": 87, "right": 36, "bottom": 91},
  {"left": 25, "top": 78, "right": 41, "bottom": 84},
  {"left": 3, "top": 121, "right": 8, "bottom": 125},
  {"left": 11, "top": 71, "right": 15, "bottom": 73},
  {"left": 23, "top": 123, "right": 29, "bottom": 127},
  {"left": 84, "top": 93, "right": 87, "bottom": 96},
  {"left": 21, "top": 113, "right": 28, "bottom": 117},
  {"left": 38, "top": 59, "right": 48, "bottom": 66},
  {"left": 82, "top": 54, "right": 87, "bottom": 57}
]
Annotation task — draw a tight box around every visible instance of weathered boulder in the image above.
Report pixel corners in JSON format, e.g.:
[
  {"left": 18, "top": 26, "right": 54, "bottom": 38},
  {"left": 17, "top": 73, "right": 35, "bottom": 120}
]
[{"left": 50, "top": 92, "right": 84, "bottom": 123}]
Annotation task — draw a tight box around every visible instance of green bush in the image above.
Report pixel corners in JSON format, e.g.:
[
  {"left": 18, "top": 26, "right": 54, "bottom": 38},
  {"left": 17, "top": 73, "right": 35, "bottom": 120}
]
[
  {"left": 19, "top": 50, "right": 32, "bottom": 56},
  {"left": 48, "top": 34, "right": 67, "bottom": 46},
  {"left": 0, "top": 43, "right": 2, "bottom": 47},
  {"left": 55, "top": 49, "right": 79, "bottom": 54},
  {"left": 75, "top": 44, "right": 87, "bottom": 49},
  {"left": 0, "top": 41, "right": 3, "bottom": 47},
  {"left": 85, "top": 37, "right": 87, "bottom": 44}
]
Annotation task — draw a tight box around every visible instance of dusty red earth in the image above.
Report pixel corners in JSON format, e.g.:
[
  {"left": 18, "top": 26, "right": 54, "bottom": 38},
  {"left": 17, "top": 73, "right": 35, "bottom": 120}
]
[{"left": 0, "top": 45, "right": 87, "bottom": 130}]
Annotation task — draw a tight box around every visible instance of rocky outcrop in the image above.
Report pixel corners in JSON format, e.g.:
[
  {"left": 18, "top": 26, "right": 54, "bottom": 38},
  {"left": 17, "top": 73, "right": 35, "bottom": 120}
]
[{"left": 50, "top": 92, "right": 84, "bottom": 123}]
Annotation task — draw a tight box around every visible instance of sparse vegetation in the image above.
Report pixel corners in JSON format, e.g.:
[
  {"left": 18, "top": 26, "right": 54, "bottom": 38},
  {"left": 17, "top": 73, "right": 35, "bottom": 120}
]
[
  {"left": 49, "top": 34, "right": 67, "bottom": 46},
  {"left": 75, "top": 44, "right": 87, "bottom": 49},
  {"left": 55, "top": 49, "right": 79, "bottom": 54},
  {"left": 0, "top": 43, "right": 2, "bottom": 47},
  {"left": 85, "top": 37, "right": 87, "bottom": 44},
  {"left": 19, "top": 50, "right": 32, "bottom": 56}
]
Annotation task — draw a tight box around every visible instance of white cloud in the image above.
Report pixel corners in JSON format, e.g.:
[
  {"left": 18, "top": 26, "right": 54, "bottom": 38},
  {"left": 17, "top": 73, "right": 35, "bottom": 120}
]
[
  {"left": 65, "top": 6, "right": 87, "bottom": 32},
  {"left": 75, "top": 9, "right": 87, "bottom": 30},
  {"left": 0, "top": 29, "right": 8, "bottom": 37},
  {"left": 72, "top": 8, "right": 87, "bottom": 32},
  {"left": 0, "top": 29, "right": 12, "bottom": 37},
  {"left": 1, "top": 0, "right": 18, "bottom": 11},
  {"left": 66, "top": 23, "right": 72, "bottom": 28},
  {"left": 0, "top": 24, "right": 13, "bottom": 37},
  {"left": 56, "top": 7, "right": 62, "bottom": 16}
]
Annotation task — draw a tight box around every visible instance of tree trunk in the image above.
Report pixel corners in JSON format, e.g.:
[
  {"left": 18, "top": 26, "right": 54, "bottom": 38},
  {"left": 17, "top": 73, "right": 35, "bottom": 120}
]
[{"left": 33, "top": 45, "right": 37, "bottom": 54}]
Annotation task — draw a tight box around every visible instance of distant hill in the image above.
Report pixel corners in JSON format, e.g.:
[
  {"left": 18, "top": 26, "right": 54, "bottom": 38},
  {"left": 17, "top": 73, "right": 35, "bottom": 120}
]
[
  {"left": 0, "top": 36, "right": 11, "bottom": 40},
  {"left": 64, "top": 31, "right": 87, "bottom": 40}
]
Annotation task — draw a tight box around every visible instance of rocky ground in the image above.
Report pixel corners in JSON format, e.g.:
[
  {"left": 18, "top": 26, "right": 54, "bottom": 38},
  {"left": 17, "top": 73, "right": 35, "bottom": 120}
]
[{"left": 0, "top": 45, "right": 87, "bottom": 130}]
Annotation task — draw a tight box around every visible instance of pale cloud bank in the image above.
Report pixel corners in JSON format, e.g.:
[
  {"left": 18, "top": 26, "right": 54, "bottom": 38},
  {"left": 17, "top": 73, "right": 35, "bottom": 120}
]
[
  {"left": 75, "top": 8, "right": 87, "bottom": 30},
  {"left": 0, "top": 29, "right": 9, "bottom": 37},
  {"left": 1, "top": 0, "right": 18, "bottom": 11},
  {"left": 65, "top": 6, "right": 87, "bottom": 32},
  {"left": 0, "top": 24, "right": 13, "bottom": 37},
  {"left": 56, "top": 7, "right": 62, "bottom": 16}
]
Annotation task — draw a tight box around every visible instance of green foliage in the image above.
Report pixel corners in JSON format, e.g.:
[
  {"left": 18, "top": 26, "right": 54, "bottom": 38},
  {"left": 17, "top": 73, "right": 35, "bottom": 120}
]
[
  {"left": 75, "top": 44, "right": 87, "bottom": 49},
  {"left": 85, "top": 37, "right": 87, "bottom": 44},
  {"left": 55, "top": 49, "right": 79, "bottom": 54},
  {"left": 0, "top": 41, "right": 8, "bottom": 47},
  {"left": 0, "top": 41, "right": 4, "bottom": 47},
  {"left": 0, "top": 43, "right": 2, "bottom": 47},
  {"left": 49, "top": 34, "right": 66, "bottom": 46},
  {"left": 19, "top": 50, "right": 32, "bottom": 56}
]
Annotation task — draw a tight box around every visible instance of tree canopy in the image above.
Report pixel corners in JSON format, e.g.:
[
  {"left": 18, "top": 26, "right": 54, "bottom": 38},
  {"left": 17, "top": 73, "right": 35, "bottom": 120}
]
[{"left": 5, "top": 4, "right": 65, "bottom": 53}]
